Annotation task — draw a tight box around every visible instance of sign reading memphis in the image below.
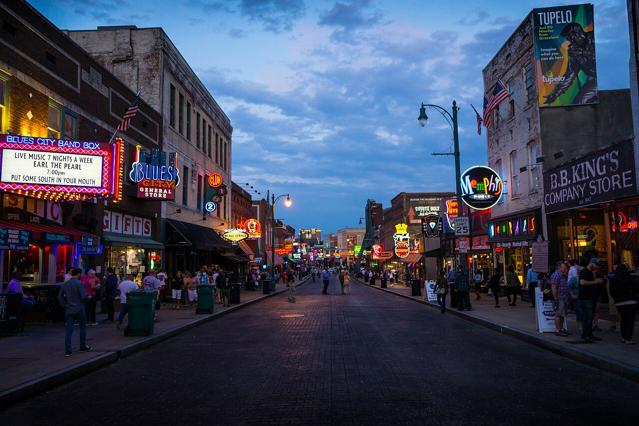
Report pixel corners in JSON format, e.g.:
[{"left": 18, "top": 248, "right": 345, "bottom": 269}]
[{"left": 543, "top": 140, "right": 637, "bottom": 213}]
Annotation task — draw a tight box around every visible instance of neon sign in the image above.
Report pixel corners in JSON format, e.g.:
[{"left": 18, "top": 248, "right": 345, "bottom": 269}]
[
  {"left": 222, "top": 228, "right": 249, "bottom": 242},
  {"left": 208, "top": 173, "right": 223, "bottom": 188},
  {"left": 129, "top": 146, "right": 180, "bottom": 201},
  {"left": 488, "top": 213, "right": 539, "bottom": 241},
  {"left": 0, "top": 134, "right": 123, "bottom": 202},
  {"left": 460, "top": 166, "right": 503, "bottom": 210},
  {"left": 243, "top": 218, "right": 261, "bottom": 239},
  {"left": 445, "top": 199, "right": 459, "bottom": 229},
  {"left": 393, "top": 223, "right": 410, "bottom": 258}
]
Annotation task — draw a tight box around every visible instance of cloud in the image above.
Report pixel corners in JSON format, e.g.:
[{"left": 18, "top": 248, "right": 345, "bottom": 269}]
[
  {"left": 374, "top": 127, "right": 403, "bottom": 146},
  {"left": 228, "top": 28, "right": 247, "bottom": 38},
  {"left": 239, "top": 0, "right": 305, "bottom": 32},
  {"left": 457, "top": 10, "right": 490, "bottom": 26},
  {"left": 318, "top": 0, "right": 382, "bottom": 41}
]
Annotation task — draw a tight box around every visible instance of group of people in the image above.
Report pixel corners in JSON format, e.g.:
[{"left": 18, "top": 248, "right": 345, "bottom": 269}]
[
  {"left": 170, "top": 266, "right": 233, "bottom": 308},
  {"left": 311, "top": 267, "right": 350, "bottom": 295}
]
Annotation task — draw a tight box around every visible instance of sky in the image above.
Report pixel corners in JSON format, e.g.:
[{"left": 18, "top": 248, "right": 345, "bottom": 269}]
[{"left": 31, "top": 0, "right": 631, "bottom": 234}]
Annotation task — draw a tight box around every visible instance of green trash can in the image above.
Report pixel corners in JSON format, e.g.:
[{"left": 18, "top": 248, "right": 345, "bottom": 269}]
[
  {"left": 262, "top": 279, "right": 272, "bottom": 295},
  {"left": 270, "top": 279, "right": 276, "bottom": 292},
  {"left": 196, "top": 285, "right": 214, "bottom": 314},
  {"left": 125, "top": 290, "right": 157, "bottom": 336}
]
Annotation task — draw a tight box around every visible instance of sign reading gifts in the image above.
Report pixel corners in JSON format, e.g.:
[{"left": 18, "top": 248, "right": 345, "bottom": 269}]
[{"left": 103, "top": 210, "right": 152, "bottom": 237}]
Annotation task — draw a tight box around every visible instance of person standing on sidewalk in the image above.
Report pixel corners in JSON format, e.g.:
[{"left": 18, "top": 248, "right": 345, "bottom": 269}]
[
  {"left": 505, "top": 265, "right": 521, "bottom": 306},
  {"left": 549, "top": 261, "right": 569, "bottom": 337},
  {"left": 57, "top": 268, "right": 91, "bottom": 356},
  {"left": 609, "top": 264, "right": 637, "bottom": 345},
  {"left": 435, "top": 270, "right": 449, "bottom": 313},
  {"left": 526, "top": 265, "right": 538, "bottom": 308},
  {"left": 82, "top": 269, "right": 101, "bottom": 326},
  {"left": 116, "top": 274, "right": 139, "bottom": 330},
  {"left": 103, "top": 268, "right": 118, "bottom": 323},
  {"left": 455, "top": 266, "right": 471, "bottom": 311},
  {"left": 218, "top": 270, "right": 231, "bottom": 307},
  {"left": 578, "top": 258, "right": 604, "bottom": 343},
  {"left": 172, "top": 271, "right": 183, "bottom": 309},
  {"left": 488, "top": 270, "right": 501, "bottom": 308},
  {"left": 321, "top": 268, "right": 330, "bottom": 295}
]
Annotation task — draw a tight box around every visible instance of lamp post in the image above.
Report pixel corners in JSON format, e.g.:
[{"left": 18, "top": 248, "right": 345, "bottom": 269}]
[
  {"left": 418, "top": 101, "right": 467, "bottom": 271},
  {"left": 267, "top": 191, "right": 292, "bottom": 277}
]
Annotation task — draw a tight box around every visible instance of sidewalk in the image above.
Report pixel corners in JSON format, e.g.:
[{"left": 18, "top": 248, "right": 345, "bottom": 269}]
[
  {"left": 0, "top": 277, "right": 309, "bottom": 407},
  {"left": 356, "top": 278, "right": 639, "bottom": 382}
]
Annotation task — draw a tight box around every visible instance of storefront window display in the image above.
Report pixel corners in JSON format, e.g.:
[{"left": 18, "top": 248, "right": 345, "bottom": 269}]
[
  {"left": 549, "top": 208, "right": 608, "bottom": 269},
  {"left": 610, "top": 205, "right": 639, "bottom": 271},
  {"left": 105, "top": 246, "right": 162, "bottom": 280}
]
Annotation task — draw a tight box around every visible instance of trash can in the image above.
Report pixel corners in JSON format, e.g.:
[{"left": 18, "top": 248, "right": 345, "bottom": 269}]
[
  {"left": 411, "top": 279, "right": 421, "bottom": 296},
  {"left": 230, "top": 284, "right": 241, "bottom": 304},
  {"left": 196, "top": 285, "right": 214, "bottom": 314},
  {"left": 125, "top": 290, "right": 157, "bottom": 336},
  {"left": 270, "top": 280, "right": 276, "bottom": 292},
  {"left": 263, "top": 279, "right": 272, "bottom": 294},
  {"left": 381, "top": 278, "right": 387, "bottom": 288}
]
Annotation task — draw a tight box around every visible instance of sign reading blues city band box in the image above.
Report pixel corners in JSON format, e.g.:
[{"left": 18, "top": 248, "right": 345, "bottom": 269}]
[
  {"left": 533, "top": 4, "right": 598, "bottom": 107},
  {"left": 543, "top": 140, "right": 637, "bottom": 213},
  {"left": 129, "top": 146, "right": 180, "bottom": 200},
  {"left": 0, "top": 228, "right": 30, "bottom": 250},
  {"left": 0, "top": 134, "right": 123, "bottom": 200},
  {"left": 460, "top": 166, "right": 503, "bottom": 210}
]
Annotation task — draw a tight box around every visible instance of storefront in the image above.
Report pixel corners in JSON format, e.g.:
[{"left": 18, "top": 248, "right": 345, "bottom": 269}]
[{"left": 488, "top": 208, "right": 543, "bottom": 283}]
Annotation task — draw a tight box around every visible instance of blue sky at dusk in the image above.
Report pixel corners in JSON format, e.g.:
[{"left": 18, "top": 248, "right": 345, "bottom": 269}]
[{"left": 31, "top": 0, "right": 631, "bottom": 234}]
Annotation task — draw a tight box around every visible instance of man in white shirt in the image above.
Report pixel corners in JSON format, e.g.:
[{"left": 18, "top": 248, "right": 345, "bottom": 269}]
[{"left": 117, "top": 275, "right": 139, "bottom": 330}]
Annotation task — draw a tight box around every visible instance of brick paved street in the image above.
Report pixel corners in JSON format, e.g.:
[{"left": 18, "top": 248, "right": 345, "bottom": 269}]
[{"left": 1, "top": 276, "right": 638, "bottom": 425}]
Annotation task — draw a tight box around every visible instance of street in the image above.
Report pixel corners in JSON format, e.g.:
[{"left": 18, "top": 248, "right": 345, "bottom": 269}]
[{"left": 1, "top": 276, "right": 637, "bottom": 425}]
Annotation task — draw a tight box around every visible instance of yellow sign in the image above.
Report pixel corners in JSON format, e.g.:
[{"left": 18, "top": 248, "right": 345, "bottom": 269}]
[{"left": 222, "top": 228, "right": 248, "bottom": 242}]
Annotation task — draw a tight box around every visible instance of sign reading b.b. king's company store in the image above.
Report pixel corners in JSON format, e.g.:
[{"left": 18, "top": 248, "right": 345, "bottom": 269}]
[{"left": 543, "top": 140, "right": 637, "bottom": 213}]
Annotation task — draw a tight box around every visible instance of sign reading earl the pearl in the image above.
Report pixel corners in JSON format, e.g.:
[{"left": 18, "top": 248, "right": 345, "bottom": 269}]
[{"left": 543, "top": 140, "right": 636, "bottom": 213}]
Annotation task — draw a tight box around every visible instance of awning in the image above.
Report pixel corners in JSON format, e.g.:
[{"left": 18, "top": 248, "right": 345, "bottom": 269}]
[
  {"left": 220, "top": 252, "right": 248, "bottom": 263},
  {"left": 103, "top": 233, "right": 164, "bottom": 249},
  {"left": 399, "top": 253, "right": 423, "bottom": 264},
  {"left": 237, "top": 240, "right": 254, "bottom": 257},
  {"left": 165, "top": 219, "right": 231, "bottom": 251},
  {"left": 0, "top": 220, "right": 97, "bottom": 243},
  {"left": 423, "top": 248, "right": 442, "bottom": 257}
]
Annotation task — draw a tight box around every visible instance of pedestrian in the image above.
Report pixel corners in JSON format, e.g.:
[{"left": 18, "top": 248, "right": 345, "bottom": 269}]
[
  {"left": 218, "top": 271, "right": 230, "bottom": 307},
  {"left": 172, "top": 271, "right": 183, "bottom": 309},
  {"left": 311, "top": 268, "right": 316, "bottom": 282},
  {"left": 526, "top": 265, "right": 539, "bottom": 307},
  {"left": 389, "top": 270, "right": 395, "bottom": 287},
  {"left": 549, "top": 261, "right": 569, "bottom": 337},
  {"left": 455, "top": 266, "right": 471, "bottom": 311},
  {"left": 157, "top": 270, "right": 168, "bottom": 304},
  {"left": 7, "top": 272, "right": 34, "bottom": 332},
  {"left": 103, "top": 267, "right": 118, "bottom": 323},
  {"left": 287, "top": 271, "right": 296, "bottom": 303},
  {"left": 116, "top": 274, "right": 139, "bottom": 330},
  {"left": 488, "top": 270, "right": 501, "bottom": 308},
  {"left": 338, "top": 268, "right": 346, "bottom": 294},
  {"left": 472, "top": 270, "right": 482, "bottom": 300},
  {"left": 82, "top": 269, "right": 101, "bottom": 326},
  {"left": 187, "top": 271, "right": 198, "bottom": 307},
  {"left": 435, "top": 270, "right": 449, "bottom": 313},
  {"left": 343, "top": 270, "right": 351, "bottom": 294},
  {"left": 57, "top": 268, "right": 91, "bottom": 356},
  {"left": 321, "top": 268, "right": 330, "bottom": 294},
  {"left": 505, "top": 265, "right": 521, "bottom": 306},
  {"left": 567, "top": 259, "right": 582, "bottom": 329},
  {"left": 578, "top": 258, "right": 604, "bottom": 343},
  {"left": 608, "top": 264, "right": 637, "bottom": 345},
  {"left": 142, "top": 270, "right": 162, "bottom": 320}
]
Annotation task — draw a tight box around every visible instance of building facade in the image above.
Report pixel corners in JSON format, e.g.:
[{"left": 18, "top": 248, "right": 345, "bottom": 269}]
[{"left": 68, "top": 26, "right": 233, "bottom": 274}]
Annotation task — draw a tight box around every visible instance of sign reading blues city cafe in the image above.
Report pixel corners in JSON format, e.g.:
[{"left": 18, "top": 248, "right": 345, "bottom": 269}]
[{"left": 543, "top": 140, "right": 637, "bottom": 213}]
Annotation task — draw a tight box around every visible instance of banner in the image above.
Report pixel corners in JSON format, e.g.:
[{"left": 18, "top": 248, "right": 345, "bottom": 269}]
[
  {"left": 535, "top": 288, "right": 568, "bottom": 333},
  {"left": 533, "top": 4, "right": 597, "bottom": 107},
  {"left": 424, "top": 280, "right": 438, "bottom": 302}
]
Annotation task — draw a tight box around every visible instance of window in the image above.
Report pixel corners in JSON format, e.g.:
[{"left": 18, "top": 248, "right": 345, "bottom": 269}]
[
  {"left": 0, "top": 75, "right": 7, "bottom": 132},
  {"left": 523, "top": 64, "right": 534, "bottom": 105},
  {"left": 494, "top": 104, "right": 500, "bottom": 129},
  {"left": 169, "top": 84, "right": 176, "bottom": 128},
  {"left": 196, "top": 112, "right": 200, "bottom": 149},
  {"left": 202, "top": 118, "right": 206, "bottom": 150},
  {"left": 197, "top": 174, "right": 203, "bottom": 211},
  {"left": 215, "top": 133, "right": 219, "bottom": 164},
  {"left": 186, "top": 102, "right": 191, "bottom": 141},
  {"left": 208, "top": 139, "right": 211, "bottom": 159},
  {"left": 527, "top": 141, "right": 540, "bottom": 192},
  {"left": 178, "top": 93, "right": 184, "bottom": 134},
  {"left": 510, "top": 150, "right": 520, "bottom": 197},
  {"left": 182, "top": 166, "right": 189, "bottom": 206},
  {"left": 223, "top": 141, "right": 227, "bottom": 171},
  {"left": 509, "top": 99, "right": 515, "bottom": 118},
  {"left": 207, "top": 125, "right": 211, "bottom": 154},
  {"left": 48, "top": 102, "right": 77, "bottom": 139}
]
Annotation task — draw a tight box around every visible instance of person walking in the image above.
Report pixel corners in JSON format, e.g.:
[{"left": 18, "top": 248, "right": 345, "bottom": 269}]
[
  {"left": 526, "top": 265, "right": 539, "bottom": 307},
  {"left": 567, "top": 259, "right": 582, "bottom": 329},
  {"left": 338, "top": 268, "right": 346, "bottom": 294},
  {"left": 172, "top": 271, "right": 183, "bottom": 309},
  {"left": 608, "top": 264, "right": 637, "bottom": 345},
  {"left": 505, "top": 265, "right": 521, "bottom": 306},
  {"left": 343, "top": 270, "right": 351, "bottom": 294},
  {"left": 218, "top": 270, "right": 231, "bottom": 307},
  {"left": 472, "top": 270, "right": 482, "bottom": 301},
  {"left": 435, "top": 270, "right": 449, "bottom": 313},
  {"left": 187, "top": 272, "right": 198, "bottom": 307},
  {"left": 57, "top": 268, "right": 91, "bottom": 356},
  {"left": 321, "top": 268, "right": 330, "bottom": 295},
  {"left": 82, "top": 269, "right": 101, "bottom": 326},
  {"left": 103, "top": 268, "right": 118, "bottom": 323},
  {"left": 549, "top": 261, "right": 569, "bottom": 336},
  {"left": 287, "top": 270, "right": 296, "bottom": 303},
  {"left": 578, "top": 258, "right": 604, "bottom": 343},
  {"left": 488, "top": 270, "right": 501, "bottom": 308},
  {"left": 455, "top": 266, "right": 471, "bottom": 311},
  {"left": 116, "top": 274, "right": 139, "bottom": 331}
]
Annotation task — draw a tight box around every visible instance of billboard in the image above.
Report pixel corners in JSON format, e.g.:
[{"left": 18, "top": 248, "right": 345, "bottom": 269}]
[{"left": 533, "top": 4, "right": 597, "bottom": 107}]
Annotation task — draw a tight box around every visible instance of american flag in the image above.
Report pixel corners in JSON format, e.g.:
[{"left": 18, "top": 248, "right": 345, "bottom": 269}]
[
  {"left": 117, "top": 91, "right": 140, "bottom": 132},
  {"left": 483, "top": 79, "right": 509, "bottom": 128},
  {"left": 471, "top": 104, "right": 482, "bottom": 135}
]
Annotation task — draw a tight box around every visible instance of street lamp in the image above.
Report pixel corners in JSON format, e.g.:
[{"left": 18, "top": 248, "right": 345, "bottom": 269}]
[
  {"left": 269, "top": 191, "right": 292, "bottom": 277},
  {"left": 418, "top": 100, "right": 466, "bottom": 271}
]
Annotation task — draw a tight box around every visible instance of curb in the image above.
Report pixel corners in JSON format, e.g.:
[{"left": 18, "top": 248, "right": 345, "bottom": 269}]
[
  {"left": 0, "top": 277, "right": 310, "bottom": 408},
  {"left": 356, "top": 278, "right": 639, "bottom": 384}
]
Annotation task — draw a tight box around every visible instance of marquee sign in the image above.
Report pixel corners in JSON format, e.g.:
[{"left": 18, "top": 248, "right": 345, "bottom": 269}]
[
  {"left": 243, "top": 218, "right": 261, "bottom": 239},
  {"left": 222, "top": 228, "right": 249, "bottom": 243},
  {"left": 393, "top": 223, "right": 410, "bottom": 259},
  {"left": 0, "top": 134, "right": 124, "bottom": 201},
  {"left": 129, "top": 146, "right": 179, "bottom": 201},
  {"left": 460, "top": 166, "right": 503, "bottom": 210}
]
